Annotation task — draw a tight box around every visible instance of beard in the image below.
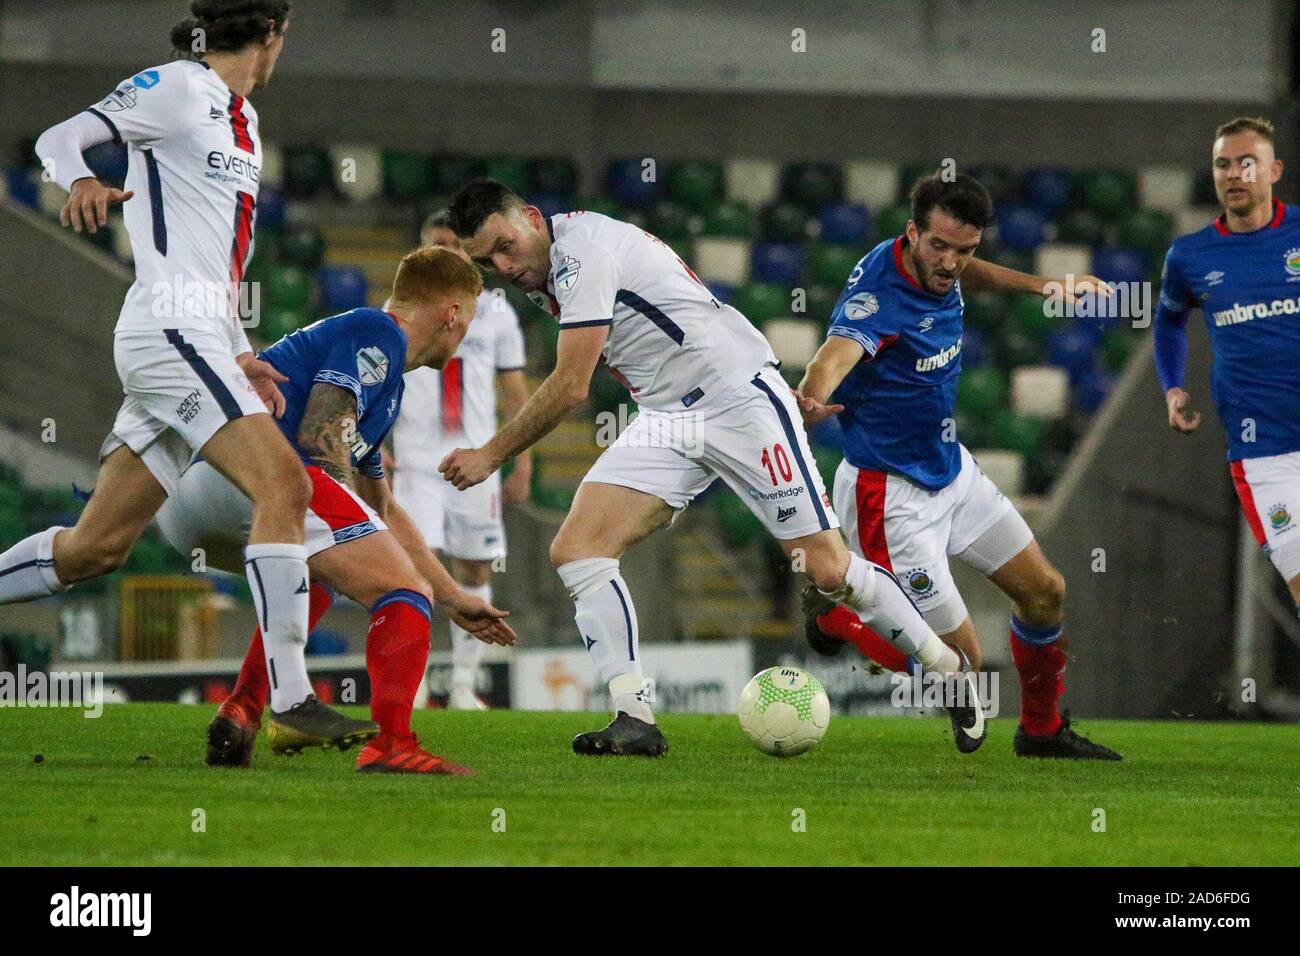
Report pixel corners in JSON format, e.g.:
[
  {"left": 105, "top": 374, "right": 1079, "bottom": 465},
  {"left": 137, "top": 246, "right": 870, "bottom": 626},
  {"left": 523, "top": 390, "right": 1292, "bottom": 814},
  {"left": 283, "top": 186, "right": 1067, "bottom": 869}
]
[{"left": 915, "top": 257, "right": 957, "bottom": 295}]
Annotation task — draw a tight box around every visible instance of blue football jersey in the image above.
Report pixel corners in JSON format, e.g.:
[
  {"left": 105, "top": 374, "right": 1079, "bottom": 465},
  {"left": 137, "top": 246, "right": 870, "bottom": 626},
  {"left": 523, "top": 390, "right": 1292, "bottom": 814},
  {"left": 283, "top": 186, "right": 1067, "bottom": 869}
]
[
  {"left": 260, "top": 308, "right": 407, "bottom": 478},
  {"left": 827, "top": 236, "right": 966, "bottom": 491},
  {"left": 1157, "top": 200, "right": 1300, "bottom": 461}
]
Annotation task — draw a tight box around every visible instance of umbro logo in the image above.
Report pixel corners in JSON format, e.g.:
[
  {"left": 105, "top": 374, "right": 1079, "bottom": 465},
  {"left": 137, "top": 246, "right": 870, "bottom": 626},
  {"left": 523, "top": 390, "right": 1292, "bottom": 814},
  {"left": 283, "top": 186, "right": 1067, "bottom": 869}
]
[
  {"left": 776, "top": 505, "right": 798, "bottom": 522},
  {"left": 918, "top": 316, "right": 935, "bottom": 332},
  {"left": 1204, "top": 270, "right": 1224, "bottom": 285},
  {"left": 208, "top": 105, "right": 226, "bottom": 120}
]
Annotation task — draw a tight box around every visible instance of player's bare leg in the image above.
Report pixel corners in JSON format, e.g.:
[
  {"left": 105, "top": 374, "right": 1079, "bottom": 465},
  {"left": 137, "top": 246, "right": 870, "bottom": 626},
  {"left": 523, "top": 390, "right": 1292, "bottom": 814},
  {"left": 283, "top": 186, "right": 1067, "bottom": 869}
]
[
  {"left": 447, "top": 557, "right": 493, "bottom": 710},
  {"left": 552, "top": 482, "right": 675, "bottom": 756},
  {"left": 200, "top": 414, "right": 378, "bottom": 753},
  {"left": 0, "top": 446, "right": 165, "bottom": 603},
  {"left": 989, "top": 540, "right": 1120, "bottom": 760},
  {"left": 786, "top": 529, "right": 985, "bottom": 751}
]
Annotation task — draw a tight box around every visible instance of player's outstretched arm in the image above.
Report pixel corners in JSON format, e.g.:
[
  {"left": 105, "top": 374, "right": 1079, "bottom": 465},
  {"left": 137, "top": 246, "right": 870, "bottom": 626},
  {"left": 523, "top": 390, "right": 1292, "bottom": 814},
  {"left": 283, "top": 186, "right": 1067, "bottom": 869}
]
[
  {"left": 355, "top": 474, "right": 516, "bottom": 646},
  {"left": 794, "top": 336, "right": 861, "bottom": 425},
  {"left": 439, "top": 323, "right": 608, "bottom": 490},
  {"left": 961, "top": 257, "right": 1112, "bottom": 304},
  {"left": 296, "top": 383, "right": 360, "bottom": 487}
]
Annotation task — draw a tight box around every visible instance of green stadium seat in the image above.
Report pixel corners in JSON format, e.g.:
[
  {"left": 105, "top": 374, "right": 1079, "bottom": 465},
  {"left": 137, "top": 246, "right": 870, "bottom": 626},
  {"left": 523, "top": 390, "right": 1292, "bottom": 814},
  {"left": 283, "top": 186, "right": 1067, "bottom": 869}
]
[
  {"left": 702, "top": 200, "right": 754, "bottom": 239},
  {"left": 383, "top": 151, "right": 434, "bottom": 200},
  {"left": 1076, "top": 169, "right": 1137, "bottom": 220},
  {"left": 875, "top": 203, "right": 911, "bottom": 240},
  {"left": 966, "top": 164, "right": 1016, "bottom": 204},
  {"left": 481, "top": 155, "right": 530, "bottom": 194},
  {"left": 759, "top": 202, "right": 811, "bottom": 243},
  {"left": 573, "top": 195, "right": 622, "bottom": 219},
  {"left": 590, "top": 368, "right": 628, "bottom": 413},
  {"left": 732, "top": 282, "right": 789, "bottom": 325},
  {"left": 529, "top": 157, "right": 579, "bottom": 197},
  {"left": 803, "top": 284, "right": 840, "bottom": 324},
  {"left": 1012, "top": 293, "right": 1059, "bottom": 341},
  {"left": 994, "top": 327, "right": 1045, "bottom": 369},
  {"left": 780, "top": 162, "right": 842, "bottom": 209},
  {"left": 897, "top": 163, "right": 935, "bottom": 202},
  {"left": 258, "top": 305, "right": 312, "bottom": 343},
  {"left": 809, "top": 244, "right": 862, "bottom": 289},
  {"left": 715, "top": 490, "right": 764, "bottom": 547},
  {"left": 1101, "top": 329, "right": 1135, "bottom": 372},
  {"left": 988, "top": 247, "right": 1035, "bottom": 275},
  {"left": 953, "top": 409, "right": 991, "bottom": 450},
  {"left": 278, "top": 225, "right": 326, "bottom": 270},
  {"left": 1117, "top": 208, "right": 1173, "bottom": 265},
  {"left": 282, "top": 145, "right": 333, "bottom": 199},
  {"left": 991, "top": 410, "right": 1048, "bottom": 459},
  {"left": 646, "top": 200, "right": 693, "bottom": 242},
  {"left": 962, "top": 290, "right": 1011, "bottom": 334},
  {"left": 263, "top": 264, "right": 313, "bottom": 312},
  {"left": 956, "top": 366, "right": 1004, "bottom": 417},
  {"left": 431, "top": 155, "right": 480, "bottom": 195},
  {"left": 1055, "top": 209, "right": 1107, "bottom": 247},
  {"left": 812, "top": 446, "right": 841, "bottom": 494},
  {"left": 667, "top": 161, "right": 724, "bottom": 212}
]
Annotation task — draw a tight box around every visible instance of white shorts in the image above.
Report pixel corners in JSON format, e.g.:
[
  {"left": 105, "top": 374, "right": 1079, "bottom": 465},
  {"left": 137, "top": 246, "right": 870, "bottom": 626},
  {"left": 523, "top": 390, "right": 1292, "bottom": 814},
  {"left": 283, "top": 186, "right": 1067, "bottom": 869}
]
[
  {"left": 582, "top": 365, "right": 838, "bottom": 539},
  {"left": 833, "top": 444, "right": 1033, "bottom": 635},
  {"left": 1231, "top": 451, "right": 1300, "bottom": 582},
  {"left": 101, "top": 329, "right": 267, "bottom": 497},
  {"left": 155, "top": 461, "right": 387, "bottom": 571},
  {"left": 393, "top": 467, "right": 505, "bottom": 561}
]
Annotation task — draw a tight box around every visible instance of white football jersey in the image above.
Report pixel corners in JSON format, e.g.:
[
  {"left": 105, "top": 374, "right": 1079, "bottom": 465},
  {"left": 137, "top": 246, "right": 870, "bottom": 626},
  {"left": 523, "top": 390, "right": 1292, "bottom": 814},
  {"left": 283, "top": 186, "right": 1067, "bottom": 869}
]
[
  {"left": 527, "top": 212, "right": 777, "bottom": 413},
  {"left": 392, "top": 290, "right": 526, "bottom": 469},
  {"left": 86, "top": 60, "right": 261, "bottom": 346}
]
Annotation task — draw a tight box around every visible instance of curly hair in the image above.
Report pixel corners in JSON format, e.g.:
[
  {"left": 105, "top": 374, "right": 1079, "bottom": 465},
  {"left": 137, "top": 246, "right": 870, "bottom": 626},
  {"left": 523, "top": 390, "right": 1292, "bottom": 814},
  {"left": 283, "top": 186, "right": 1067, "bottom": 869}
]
[{"left": 169, "top": 0, "right": 291, "bottom": 56}]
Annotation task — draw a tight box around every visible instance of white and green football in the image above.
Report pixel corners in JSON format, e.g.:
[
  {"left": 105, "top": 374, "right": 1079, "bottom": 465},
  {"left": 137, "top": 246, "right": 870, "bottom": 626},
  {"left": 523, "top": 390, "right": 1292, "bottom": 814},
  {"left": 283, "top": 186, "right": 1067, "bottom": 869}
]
[{"left": 737, "top": 666, "right": 830, "bottom": 757}]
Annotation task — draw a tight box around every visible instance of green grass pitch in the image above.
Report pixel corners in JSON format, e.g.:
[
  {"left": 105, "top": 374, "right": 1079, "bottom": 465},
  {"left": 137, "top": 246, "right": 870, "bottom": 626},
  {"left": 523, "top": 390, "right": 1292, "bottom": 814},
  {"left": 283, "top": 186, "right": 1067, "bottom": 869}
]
[{"left": 1, "top": 704, "right": 1295, "bottom": 866}]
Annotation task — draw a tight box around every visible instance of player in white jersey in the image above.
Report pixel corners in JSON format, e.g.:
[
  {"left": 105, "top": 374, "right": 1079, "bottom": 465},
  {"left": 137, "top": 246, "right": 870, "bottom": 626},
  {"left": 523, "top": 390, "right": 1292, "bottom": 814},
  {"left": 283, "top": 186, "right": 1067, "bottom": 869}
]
[
  {"left": 390, "top": 211, "right": 531, "bottom": 710},
  {"left": 1, "top": 3, "right": 377, "bottom": 750},
  {"left": 440, "top": 179, "right": 986, "bottom": 756}
]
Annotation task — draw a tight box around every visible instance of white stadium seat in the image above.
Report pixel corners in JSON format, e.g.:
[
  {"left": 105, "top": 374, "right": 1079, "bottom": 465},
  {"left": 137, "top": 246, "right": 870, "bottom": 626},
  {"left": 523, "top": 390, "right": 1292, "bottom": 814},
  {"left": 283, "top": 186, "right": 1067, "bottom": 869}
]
[
  {"left": 1175, "top": 206, "right": 1219, "bottom": 236},
  {"left": 331, "top": 144, "right": 383, "bottom": 202},
  {"left": 845, "top": 160, "right": 900, "bottom": 210},
  {"left": 1034, "top": 243, "right": 1091, "bottom": 285},
  {"left": 1138, "top": 167, "right": 1193, "bottom": 214},
  {"left": 968, "top": 449, "right": 1024, "bottom": 497},
  {"left": 762, "top": 318, "right": 821, "bottom": 369},
  {"left": 725, "top": 159, "right": 779, "bottom": 207},
  {"left": 1011, "top": 365, "right": 1069, "bottom": 419},
  {"left": 694, "top": 236, "right": 751, "bottom": 286},
  {"left": 259, "top": 141, "right": 284, "bottom": 190}
]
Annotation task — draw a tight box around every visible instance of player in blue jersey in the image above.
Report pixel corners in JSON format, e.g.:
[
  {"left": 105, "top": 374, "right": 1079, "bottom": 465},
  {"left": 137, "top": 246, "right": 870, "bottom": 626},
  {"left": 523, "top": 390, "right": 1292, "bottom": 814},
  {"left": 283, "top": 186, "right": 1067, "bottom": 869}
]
[
  {"left": 156, "top": 246, "right": 515, "bottom": 774},
  {"left": 1155, "top": 116, "right": 1300, "bottom": 611},
  {"left": 797, "top": 172, "right": 1122, "bottom": 760}
]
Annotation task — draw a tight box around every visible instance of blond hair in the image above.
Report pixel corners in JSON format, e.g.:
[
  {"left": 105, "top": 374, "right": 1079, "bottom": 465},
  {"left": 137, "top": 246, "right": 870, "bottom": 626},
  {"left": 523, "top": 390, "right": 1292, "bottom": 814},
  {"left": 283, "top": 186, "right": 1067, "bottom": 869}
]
[{"left": 1215, "top": 116, "right": 1275, "bottom": 143}]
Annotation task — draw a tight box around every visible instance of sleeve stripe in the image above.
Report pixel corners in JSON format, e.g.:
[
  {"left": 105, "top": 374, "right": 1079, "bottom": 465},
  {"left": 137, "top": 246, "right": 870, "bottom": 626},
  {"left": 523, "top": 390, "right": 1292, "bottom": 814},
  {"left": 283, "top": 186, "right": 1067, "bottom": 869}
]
[
  {"left": 84, "top": 107, "right": 122, "bottom": 146},
  {"left": 559, "top": 318, "right": 613, "bottom": 329},
  {"left": 495, "top": 365, "right": 526, "bottom": 372},
  {"left": 827, "top": 327, "right": 878, "bottom": 357}
]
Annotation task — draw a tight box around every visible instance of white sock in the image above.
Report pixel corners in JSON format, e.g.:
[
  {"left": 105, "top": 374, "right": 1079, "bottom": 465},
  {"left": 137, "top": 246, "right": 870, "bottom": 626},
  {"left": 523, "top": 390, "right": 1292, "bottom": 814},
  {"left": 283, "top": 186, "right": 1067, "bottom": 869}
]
[
  {"left": 0, "top": 527, "right": 67, "bottom": 603},
  {"left": 823, "top": 553, "right": 961, "bottom": 674},
  {"left": 556, "top": 557, "right": 653, "bottom": 723},
  {"left": 245, "top": 542, "right": 314, "bottom": 711},
  {"left": 450, "top": 583, "right": 492, "bottom": 688}
]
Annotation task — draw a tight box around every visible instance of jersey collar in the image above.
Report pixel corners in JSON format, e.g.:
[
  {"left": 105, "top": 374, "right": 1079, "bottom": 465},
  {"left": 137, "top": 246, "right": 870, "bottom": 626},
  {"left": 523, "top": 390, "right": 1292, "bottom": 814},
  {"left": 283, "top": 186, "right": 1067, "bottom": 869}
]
[
  {"left": 892, "top": 236, "right": 925, "bottom": 291},
  {"left": 1214, "top": 198, "right": 1285, "bottom": 236}
]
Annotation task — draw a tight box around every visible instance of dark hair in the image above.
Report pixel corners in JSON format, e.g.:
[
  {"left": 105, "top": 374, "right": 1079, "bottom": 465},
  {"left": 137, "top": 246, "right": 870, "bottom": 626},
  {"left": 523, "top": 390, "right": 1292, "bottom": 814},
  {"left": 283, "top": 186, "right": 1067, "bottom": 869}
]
[
  {"left": 423, "top": 208, "right": 452, "bottom": 233},
  {"left": 170, "top": 0, "right": 290, "bottom": 56},
  {"left": 909, "top": 172, "right": 994, "bottom": 233},
  {"left": 447, "top": 178, "right": 525, "bottom": 238}
]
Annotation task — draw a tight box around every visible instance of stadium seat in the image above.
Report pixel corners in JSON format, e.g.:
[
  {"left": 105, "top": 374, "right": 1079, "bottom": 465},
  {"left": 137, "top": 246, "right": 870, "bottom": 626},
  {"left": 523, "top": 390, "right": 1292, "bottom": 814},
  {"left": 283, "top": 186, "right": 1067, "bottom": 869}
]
[
  {"left": 1190, "top": 170, "right": 1219, "bottom": 207},
  {"left": 278, "top": 224, "right": 326, "bottom": 270},
  {"left": 4, "top": 167, "right": 37, "bottom": 207},
  {"left": 1011, "top": 366, "right": 1070, "bottom": 419},
  {"left": 1091, "top": 248, "right": 1148, "bottom": 286},
  {"left": 966, "top": 164, "right": 1017, "bottom": 205},
  {"left": 573, "top": 195, "right": 623, "bottom": 219},
  {"left": 897, "top": 163, "right": 935, "bottom": 201},
  {"left": 318, "top": 265, "right": 368, "bottom": 313},
  {"left": 529, "top": 157, "right": 579, "bottom": 197},
  {"left": 1072, "top": 364, "right": 1116, "bottom": 413},
  {"left": 715, "top": 489, "right": 764, "bottom": 547},
  {"left": 996, "top": 204, "right": 1048, "bottom": 251},
  {"left": 875, "top": 203, "right": 911, "bottom": 240},
  {"left": 1100, "top": 328, "right": 1136, "bottom": 372},
  {"left": 994, "top": 326, "right": 1045, "bottom": 369},
  {"left": 694, "top": 237, "right": 751, "bottom": 285},
  {"left": 530, "top": 193, "right": 567, "bottom": 221},
  {"left": 707, "top": 281, "right": 736, "bottom": 304},
  {"left": 759, "top": 201, "right": 811, "bottom": 243},
  {"left": 646, "top": 200, "right": 693, "bottom": 241},
  {"left": 263, "top": 264, "right": 313, "bottom": 311},
  {"left": 844, "top": 160, "right": 900, "bottom": 210},
  {"left": 257, "top": 305, "right": 311, "bottom": 343},
  {"left": 431, "top": 155, "right": 480, "bottom": 194},
  {"left": 1175, "top": 207, "right": 1218, "bottom": 236},
  {"left": 957, "top": 366, "right": 1004, "bottom": 417},
  {"left": 702, "top": 200, "right": 755, "bottom": 239},
  {"left": 1076, "top": 169, "right": 1137, "bottom": 219},
  {"left": 969, "top": 449, "right": 1024, "bottom": 497},
  {"left": 725, "top": 158, "right": 780, "bottom": 207},
  {"left": 991, "top": 409, "right": 1047, "bottom": 459},
  {"left": 817, "top": 202, "right": 871, "bottom": 246},
  {"left": 960, "top": 326, "right": 989, "bottom": 368},
  {"left": 731, "top": 282, "right": 788, "bottom": 325},
  {"left": 255, "top": 185, "right": 286, "bottom": 230},
  {"left": 1034, "top": 243, "right": 1091, "bottom": 287},
  {"left": 331, "top": 144, "right": 383, "bottom": 202},
  {"left": 1020, "top": 167, "right": 1074, "bottom": 216},
  {"left": 1012, "top": 292, "right": 1058, "bottom": 341},
  {"left": 761, "top": 318, "right": 821, "bottom": 368},
  {"left": 606, "top": 157, "right": 660, "bottom": 208},
  {"left": 667, "top": 160, "right": 724, "bottom": 212},
  {"left": 1047, "top": 322, "right": 1101, "bottom": 379},
  {"left": 282, "top": 145, "right": 333, "bottom": 199},
  {"left": 1138, "top": 166, "right": 1193, "bottom": 214},
  {"left": 750, "top": 241, "right": 803, "bottom": 286},
  {"left": 803, "top": 284, "right": 840, "bottom": 325},
  {"left": 1116, "top": 208, "right": 1173, "bottom": 265},
  {"left": 481, "top": 155, "right": 530, "bottom": 194},
  {"left": 988, "top": 246, "right": 1035, "bottom": 275},
  {"left": 811, "top": 443, "right": 842, "bottom": 491},
  {"left": 383, "top": 150, "right": 434, "bottom": 200},
  {"left": 809, "top": 243, "right": 861, "bottom": 289},
  {"left": 259, "top": 141, "right": 284, "bottom": 190},
  {"left": 1055, "top": 209, "right": 1107, "bottom": 247},
  {"left": 780, "top": 161, "right": 843, "bottom": 209},
  {"left": 961, "top": 290, "right": 1010, "bottom": 333}
]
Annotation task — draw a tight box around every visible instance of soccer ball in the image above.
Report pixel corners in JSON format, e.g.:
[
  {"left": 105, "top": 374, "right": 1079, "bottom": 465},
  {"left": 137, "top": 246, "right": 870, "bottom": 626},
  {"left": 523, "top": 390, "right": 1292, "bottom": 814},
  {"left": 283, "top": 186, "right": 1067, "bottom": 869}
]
[{"left": 737, "top": 666, "right": 830, "bottom": 757}]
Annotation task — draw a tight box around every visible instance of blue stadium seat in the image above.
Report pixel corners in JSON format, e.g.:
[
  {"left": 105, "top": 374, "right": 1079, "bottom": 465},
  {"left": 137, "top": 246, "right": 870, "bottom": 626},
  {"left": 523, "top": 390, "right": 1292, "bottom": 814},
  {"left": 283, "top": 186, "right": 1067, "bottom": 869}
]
[
  {"left": 606, "top": 158, "right": 660, "bottom": 208},
  {"left": 707, "top": 281, "right": 736, "bottom": 304},
  {"left": 529, "top": 193, "right": 566, "bottom": 221},
  {"left": 1072, "top": 364, "right": 1116, "bottom": 413},
  {"left": 749, "top": 241, "right": 804, "bottom": 286},
  {"left": 817, "top": 202, "right": 871, "bottom": 246},
  {"left": 255, "top": 185, "right": 286, "bottom": 230},
  {"left": 4, "top": 167, "right": 37, "bottom": 207},
  {"left": 996, "top": 204, "right": 1048, "bottom": 251},
  {"left": 961, "top": 326, "right": 989, "bottom": 368},
  {"left": 1047, "top": 322, "right": 1100, "bottom": 378},
  {"left": 318, "top": 265, "right": 369, "bottom": 312},
  {"left": 1021, "top": 167, "right": 1074, "bottom": 216},
  {"left": 1091, "top": 248, "right": 1147, "bottom": 286}
]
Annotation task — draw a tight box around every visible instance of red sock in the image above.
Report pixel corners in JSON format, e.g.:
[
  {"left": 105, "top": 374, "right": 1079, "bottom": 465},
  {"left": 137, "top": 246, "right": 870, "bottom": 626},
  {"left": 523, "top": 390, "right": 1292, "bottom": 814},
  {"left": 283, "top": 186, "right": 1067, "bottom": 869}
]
[
  {"left": 365, "top": 594, "right": 432, "bottom": 740},
  {"left": 817, "top": 604, "right": 913, "bottom": 674},
  {"left": 228, "top": 582, "right": 335, "bottom": 717},
  {"left": 1009, "top": 631, "right": 1066, "bottom": 737}
]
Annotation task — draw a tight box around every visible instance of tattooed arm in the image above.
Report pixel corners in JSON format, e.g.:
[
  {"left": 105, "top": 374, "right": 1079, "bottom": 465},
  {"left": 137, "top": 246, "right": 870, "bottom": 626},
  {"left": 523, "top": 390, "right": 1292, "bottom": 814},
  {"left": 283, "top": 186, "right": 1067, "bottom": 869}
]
[{"left": 296, "top": 383, "right": 358, "bottom": 487}]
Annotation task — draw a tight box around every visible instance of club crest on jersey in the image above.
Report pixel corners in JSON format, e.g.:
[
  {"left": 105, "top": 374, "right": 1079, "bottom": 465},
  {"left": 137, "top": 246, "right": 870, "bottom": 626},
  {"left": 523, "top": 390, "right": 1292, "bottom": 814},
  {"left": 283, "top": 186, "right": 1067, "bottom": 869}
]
[
  {"left": 905, "top": 568, "right": 936, "bottom": 599},
  {"left": 356, "top": 346, "right": 389, "bottom": 386},
  {"left": 1285, "top": 249, "right": 1300, "bottom": 277},
  {"left": 1268, "top": 503, "right": 1293, "bottom": 531},
  {"left": 131, "top": 70, "right": 161, "bottom": 89},
  {"left": 555, "top": 256, "right": 581, "bottom": 292},
  {"left": 843, "top": 292, "right": 879, "bottom": 320},
  {"left": 99, "top": 85, "right": 139, "bottom": 112}
]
